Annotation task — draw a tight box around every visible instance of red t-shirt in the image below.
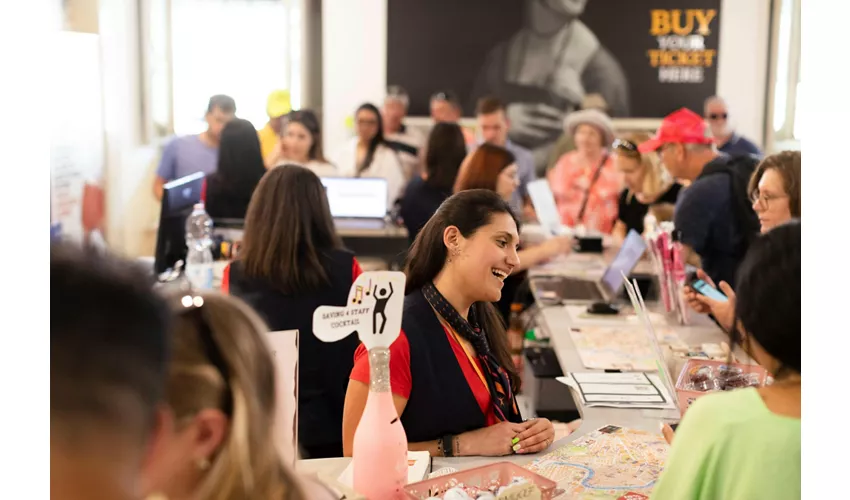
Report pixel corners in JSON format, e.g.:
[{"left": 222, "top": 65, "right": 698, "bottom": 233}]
[
  {"left": 349, "top": 326, "right": 500, "bottom": 427},
  {"left": 221, "top": 257, "right": 363, "bottom": 294}
]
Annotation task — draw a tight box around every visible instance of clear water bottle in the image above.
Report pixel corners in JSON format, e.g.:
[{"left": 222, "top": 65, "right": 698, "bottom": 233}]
[{"left": 184, "top": 203, "right": 214, "bottom": 289}]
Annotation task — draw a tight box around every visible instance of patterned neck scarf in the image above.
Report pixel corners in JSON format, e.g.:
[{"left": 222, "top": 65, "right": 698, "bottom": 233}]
[{"left": 422, "top": 283, "right": 522, "bottom": 423}]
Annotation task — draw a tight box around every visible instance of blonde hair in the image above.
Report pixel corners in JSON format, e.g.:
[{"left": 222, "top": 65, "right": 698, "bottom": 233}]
[
  {"left": 617, "top": 132, "right": 673, "bottom": 203},
  {"left": 166, "top": 292, "right": 304, "bottom": 500}
]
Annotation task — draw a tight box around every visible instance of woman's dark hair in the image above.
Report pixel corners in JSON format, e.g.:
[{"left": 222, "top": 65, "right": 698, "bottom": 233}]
[
  {"left": 405, "top": 189, "right": 522, "bottom": 391},
  {"left": 453, "top": 143, "right": 515, "bottom": 193},
  {"left": 733, "top": 220, "right": 801, "bottom": 376},
  {"left": 748, "top": 150, "right": 801, "bottom": 218},
  {"left": 239, "top": 165, "right": 342, "bottom": 294},
  {"left": 425, "top": 122, "right": 467, "bottom": 192},
  {"left": 205, "top": 118, "right": 267, "bottom": 218},
  {"left": 355, "top": 103, "right": 386, "bottom": 174},
  {"left": 287, "top": 109, "right": 327, "bottom": 163}
]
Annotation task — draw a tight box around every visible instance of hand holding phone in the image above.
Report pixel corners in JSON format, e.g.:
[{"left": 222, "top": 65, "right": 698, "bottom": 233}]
[
  {"left": 686, "top": 271, "right": 728, "bottom": 302},
  {"left": 684, "top": 270, "right": 737, "bottom": 332}
]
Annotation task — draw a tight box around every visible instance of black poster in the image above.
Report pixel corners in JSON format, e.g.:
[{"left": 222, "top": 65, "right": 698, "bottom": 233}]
[{"left": 387, "top": 0, "right": 722, "bottom": 119}]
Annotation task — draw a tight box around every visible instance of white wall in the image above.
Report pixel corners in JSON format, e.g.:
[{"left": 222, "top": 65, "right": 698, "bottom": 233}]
[
  {"left": 99, "top": 0, "right": 160, "bottom": 256},
  {"left": 322, "top": 0, "right": 387, "bottom": 153},
  {"left": 717, "top": 0, "right": 771, "bottom": 147},
  {"left": 323, "top": 0, "right": 772, "bottom": 151}
]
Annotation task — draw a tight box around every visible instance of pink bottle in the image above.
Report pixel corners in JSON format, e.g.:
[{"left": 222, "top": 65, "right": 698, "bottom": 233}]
[{"left": 353, "top": 347, "right": 408, "bottom": 499}]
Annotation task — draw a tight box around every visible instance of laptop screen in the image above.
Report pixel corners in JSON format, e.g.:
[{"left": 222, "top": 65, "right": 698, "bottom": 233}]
[
  {"left": 600, "top": 229, "right": 648, "bottom": 295},
  {"left": 527, "top": 179, "right": 565, "bottom": 236},
  {"left": 320, "top": 177, "right": 388, "bottom": 218}
]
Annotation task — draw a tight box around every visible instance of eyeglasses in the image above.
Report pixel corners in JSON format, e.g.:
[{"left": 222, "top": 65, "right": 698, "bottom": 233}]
[
  {"left": 612, "top": 138, "right": 638, "bottom": 152},
  {"left": 179, "top": 295, "right": 234, "bottom": 417},
  {"left": 750, "top": 191, "right": 788, "bottom": 210},
  {"left": 707, "top": 113, "right": 728, "bottom": 120}
]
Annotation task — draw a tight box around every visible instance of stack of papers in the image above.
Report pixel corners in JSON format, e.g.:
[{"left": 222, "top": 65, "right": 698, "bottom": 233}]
[
  {"left": 557, "top": 372, "right": 677, "bottom": 410},
  {"left": 338, "top": 451, "right": 431, "bottom": 487}
]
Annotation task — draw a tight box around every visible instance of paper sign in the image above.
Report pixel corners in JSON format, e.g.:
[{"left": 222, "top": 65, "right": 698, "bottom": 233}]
[
  {"left": 267, "top": 330, "right": 298, "bottom": 465},
  {"left": 497, "top": 482, "right": 541, "bottom": 500},
  {"left": 313, "top": 271, "right": 406, "bottom": 349}
]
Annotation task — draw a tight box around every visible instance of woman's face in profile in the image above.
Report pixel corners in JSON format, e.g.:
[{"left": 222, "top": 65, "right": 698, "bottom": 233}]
[
  {"left": 496, "top": 164, "right": 520, "bottom": 201},
  {"left": 451, "top": 212, "right": 520, "bottom": 303},
  {"left": 614, "top": 153, "right": 645, "bottom": 194}
]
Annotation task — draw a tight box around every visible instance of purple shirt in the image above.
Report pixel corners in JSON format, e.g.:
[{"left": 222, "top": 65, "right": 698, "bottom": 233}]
[{"left": 156, "top": 135, "right": 218, "bottom": 181}]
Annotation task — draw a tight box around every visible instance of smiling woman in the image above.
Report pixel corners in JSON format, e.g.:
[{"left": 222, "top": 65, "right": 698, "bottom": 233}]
[{"left": 342, "top": 190, "right": 557, "bottom": 459}]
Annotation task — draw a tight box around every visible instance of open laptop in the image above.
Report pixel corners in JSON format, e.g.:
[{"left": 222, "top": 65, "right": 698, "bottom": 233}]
[
  {"left": 320, "top": 177, "right": 388, "bottom": 229},
  {"left": 527, "top": 178, "right": 571, "bottom": 236},
  {"left": 534, "top": 229, "right": 648, "bottom": 302}
]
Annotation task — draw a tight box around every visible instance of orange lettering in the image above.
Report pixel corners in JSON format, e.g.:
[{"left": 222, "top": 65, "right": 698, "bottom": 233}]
[
  {"left": 650, "top": 10, "right": 671, "bottom": 36},
  {"left": 694, "top": 9, "right": 717, "bottom": 36}
]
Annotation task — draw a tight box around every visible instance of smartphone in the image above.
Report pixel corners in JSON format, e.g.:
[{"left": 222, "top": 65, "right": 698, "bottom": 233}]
[
  {"left": 686, "top": 272, "right": 728, "bottom": 302},
  {"left": 691, "top": 279, "right": 728, "bottom": 302}
]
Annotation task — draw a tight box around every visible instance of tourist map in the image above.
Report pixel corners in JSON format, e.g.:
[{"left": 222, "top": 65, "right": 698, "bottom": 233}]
[
  {"left": 525, "top": 425, "right": 669, "bottom": 499},
  {"left": 568, "top": 326, "right": 685, "bottom": 371}
]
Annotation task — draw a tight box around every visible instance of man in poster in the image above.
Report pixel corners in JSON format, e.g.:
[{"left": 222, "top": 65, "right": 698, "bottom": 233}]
[{"left": 469, "top": 0, "right": 630, "bottom": 171}]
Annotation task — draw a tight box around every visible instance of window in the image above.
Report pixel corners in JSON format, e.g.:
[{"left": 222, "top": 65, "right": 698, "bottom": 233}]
[{"left": 142, "top": 0, "right": 302, "bottom": 139}]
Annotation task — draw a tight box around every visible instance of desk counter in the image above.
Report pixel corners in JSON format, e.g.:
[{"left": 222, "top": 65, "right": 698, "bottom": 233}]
[{"left": 296, "top": 240, "right": 731, "bottom": 487}]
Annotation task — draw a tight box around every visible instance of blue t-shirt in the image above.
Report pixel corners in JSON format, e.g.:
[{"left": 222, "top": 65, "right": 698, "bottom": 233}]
[
  {"left": 674, "top": 171, "right": 743, "bottom": 287},
  {"left": 719, "top": 134, "right": 762, "bottom": 158},
  {"left": 156, "top": 135, "right": 219, "bottom": 182}
]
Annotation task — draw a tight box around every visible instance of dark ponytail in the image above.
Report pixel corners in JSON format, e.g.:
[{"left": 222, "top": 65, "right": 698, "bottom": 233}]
[
  {"left": 733, "top": 220, "right": 801, "bottom": 376},
  {"left": 404, "top": 189, "right": 522, "bottom": 391}
]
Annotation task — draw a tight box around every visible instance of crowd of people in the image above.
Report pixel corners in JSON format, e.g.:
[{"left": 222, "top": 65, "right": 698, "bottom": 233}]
[{"left": 54, "top": 83, "right": 802, "bottom": 500}]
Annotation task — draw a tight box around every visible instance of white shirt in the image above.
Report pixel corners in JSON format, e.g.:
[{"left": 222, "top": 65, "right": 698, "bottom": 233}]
[{"left": 331, "top": 138, "right": 407, "bottom": 207}]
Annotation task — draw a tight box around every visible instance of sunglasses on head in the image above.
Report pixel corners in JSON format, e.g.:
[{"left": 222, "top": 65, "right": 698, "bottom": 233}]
[
  {"left": 612, "top": 138, "right": 638, "bottom": 152},
  {"left": 179, "top": 295, "right": 234, "bottom": 417},
  {"left": 707, "top": 113, "right": 728, "bottom": 120}
]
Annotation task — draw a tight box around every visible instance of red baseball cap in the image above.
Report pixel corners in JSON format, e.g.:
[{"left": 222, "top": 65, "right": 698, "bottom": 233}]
[{"left": 638, "top": 108, "right": 715, "bottom": 153}]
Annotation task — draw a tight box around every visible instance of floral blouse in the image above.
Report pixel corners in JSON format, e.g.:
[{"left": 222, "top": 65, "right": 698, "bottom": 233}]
[{"left": 547, "top": 151, "right": 622, "bottom": 234}]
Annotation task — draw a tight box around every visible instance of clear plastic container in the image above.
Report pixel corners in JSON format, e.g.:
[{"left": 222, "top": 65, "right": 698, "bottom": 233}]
[
  {"left": 404, "top": 462, "right": 557, "bottom": 499},
  {"left": 185, "top": 203, "right": 214, "bottom": 289}
]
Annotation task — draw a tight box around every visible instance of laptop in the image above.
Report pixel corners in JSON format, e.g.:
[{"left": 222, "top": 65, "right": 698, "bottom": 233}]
[
  {"left": 320, "top": 177, "right": 388, "bottom": 229},
  {"left": 535, "top": 229, "right": 648, "bottom": 302},
  {"left": 527, "top": 179, "right": 571, "bottom": 237}
]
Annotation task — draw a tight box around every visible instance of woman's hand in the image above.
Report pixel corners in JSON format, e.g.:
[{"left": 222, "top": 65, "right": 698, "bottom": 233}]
[
  {"left": 684, "top": 270, "right": 737, "bottom": 332},
  {"left": 514, "top": 418, "right": 556, "bottom": 455},
  {"left": 683, "top": 269, "right": 714, "bottom": 314},
  {"left": 459, "top": 421, "right": 529, "bottom": 457},
  {"left": 695, "top": 282, "right": 736, "bottom": 332},
  {"left": 661, "top": 423, "right": 675, "bottom": 445},
  {"left": 543, "top": 235, "right": 574, "bottom": 257}
]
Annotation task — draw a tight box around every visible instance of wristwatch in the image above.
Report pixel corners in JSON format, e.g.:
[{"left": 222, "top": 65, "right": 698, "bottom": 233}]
[{"left": 441, "top": 434, "right": 455, "bottom": 457}]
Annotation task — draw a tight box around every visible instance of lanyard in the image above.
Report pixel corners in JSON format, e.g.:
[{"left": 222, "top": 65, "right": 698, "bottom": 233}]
[{"left": 440, "top": 319, "right": 488, "bottom": 389}]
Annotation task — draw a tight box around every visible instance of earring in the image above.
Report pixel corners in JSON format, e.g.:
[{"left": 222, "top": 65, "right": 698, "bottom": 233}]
[
  {"left": 447, "top": 247, "right": 460, "bottom": 263},
  {"left": 197, "top": 457, "right": 211, "bottom": 471}
]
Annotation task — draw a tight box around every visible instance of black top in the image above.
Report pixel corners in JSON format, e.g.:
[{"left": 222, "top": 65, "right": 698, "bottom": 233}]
[
  {"left": 617, "top": 183, "right": 683, "bottom": 235},
  {"left": 205, "top": 174, "right": 257, "bottom": 220},
  {"left": 227, "top": 249, "right": 359, "bottom": 458},
  {"left": 400, "top": 289, "right": 494, "bottom": 443},
  {"left": 399, "top": 177, "right": 452, "bottom": 244}
]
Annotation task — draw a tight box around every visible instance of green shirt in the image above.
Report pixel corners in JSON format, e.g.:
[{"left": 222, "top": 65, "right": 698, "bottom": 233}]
[{"left": 651, "top": 388, "right": 801, "bottom": 500}]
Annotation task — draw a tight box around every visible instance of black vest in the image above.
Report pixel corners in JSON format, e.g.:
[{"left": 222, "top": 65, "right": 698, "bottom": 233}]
[
  {"left": 228, "top": 249, "right": 358, "bottom": 455},
  {"left": 399, "top": 289, "right": 489, "bottom": 443}
]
